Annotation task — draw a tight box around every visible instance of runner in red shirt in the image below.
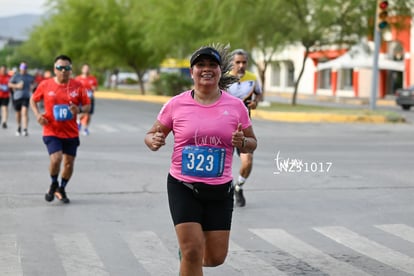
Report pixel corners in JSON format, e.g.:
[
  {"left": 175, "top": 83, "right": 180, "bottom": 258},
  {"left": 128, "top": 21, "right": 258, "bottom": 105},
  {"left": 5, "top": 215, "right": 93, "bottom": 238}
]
[
  {"left": 0, "top": 65, "right": 11, "bottom": 129},
  {"left": 30, "top": 55, "right": 91, "bottom": 204},
  {"left": 75, "top": 64, "right": 98, "bottom": 136}
]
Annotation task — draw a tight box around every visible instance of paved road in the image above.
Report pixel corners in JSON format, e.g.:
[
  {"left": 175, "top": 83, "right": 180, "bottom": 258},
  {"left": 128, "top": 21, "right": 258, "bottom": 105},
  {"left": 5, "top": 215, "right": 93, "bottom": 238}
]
[{"left": 1, "top": 98, "right": 414, "bottom": 275}]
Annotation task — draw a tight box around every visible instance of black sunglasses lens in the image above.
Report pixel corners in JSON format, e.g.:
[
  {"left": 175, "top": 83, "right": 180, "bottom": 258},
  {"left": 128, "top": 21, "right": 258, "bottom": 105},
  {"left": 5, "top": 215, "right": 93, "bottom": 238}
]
[{"left": 56, "top": 65, "right": 71, "bottom": 71}]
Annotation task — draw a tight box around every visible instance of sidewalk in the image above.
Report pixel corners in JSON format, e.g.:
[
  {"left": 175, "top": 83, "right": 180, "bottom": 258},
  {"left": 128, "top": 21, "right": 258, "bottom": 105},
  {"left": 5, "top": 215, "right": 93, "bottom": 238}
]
[{"left": 94, "top": 91, "right": 403, "bottom": 124}]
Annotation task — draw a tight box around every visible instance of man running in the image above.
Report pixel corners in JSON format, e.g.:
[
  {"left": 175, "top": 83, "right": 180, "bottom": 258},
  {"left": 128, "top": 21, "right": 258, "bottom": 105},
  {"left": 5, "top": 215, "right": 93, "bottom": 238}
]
[
  {"left": 75, "top": 64, "right": 98, "bottom": 136},
  {"left": 30, "top": 55, "right": 91, "bottom": 203},
  {"left": 227, "top": 49, "right": 262, "bottom": 207},
  {"left": 8, "top": 62, "right": 34, "bottom": 136},
  {"left": 0, "top": 65, "right": 11, "bottom": 129}
]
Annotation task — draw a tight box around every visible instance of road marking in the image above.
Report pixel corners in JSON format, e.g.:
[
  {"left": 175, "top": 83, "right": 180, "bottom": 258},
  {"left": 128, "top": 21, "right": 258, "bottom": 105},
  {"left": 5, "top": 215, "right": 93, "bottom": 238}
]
[
  {"left": 250, "top": 228, "right": 371, "bottom": 276},
  {"left": 314, "top": 226, "right": 414, "bottom": 274},
  {"left": 95, "top": 124, "right": 118, "bottom": 133},
  {"left": 375, "top": 224, "right": 414, "bottom": 244},
  {"left": 117, "top": 123, "right": 142, "bottom": 132},
  {"left": 227, "top": 240, "right": 287, "bottom": 275},
  {"left": 54, "top": 233, "right": 109, "bottom": 276},
  {"left": 0, "top": 234, "right": 23, "bottom": 276},
  {"left": 123, "top": 231, "right": 178, "bottom": 275}
]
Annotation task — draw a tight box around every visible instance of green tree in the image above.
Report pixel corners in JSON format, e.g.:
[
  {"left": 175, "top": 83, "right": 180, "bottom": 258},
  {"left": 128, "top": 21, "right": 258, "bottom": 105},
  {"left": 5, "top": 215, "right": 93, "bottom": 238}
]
[
  {"left": 15, "top": 0, "right": 414, "bottom": 99},
  {"left": 18, "top": 0, "right": 169, "bottom": 94}
]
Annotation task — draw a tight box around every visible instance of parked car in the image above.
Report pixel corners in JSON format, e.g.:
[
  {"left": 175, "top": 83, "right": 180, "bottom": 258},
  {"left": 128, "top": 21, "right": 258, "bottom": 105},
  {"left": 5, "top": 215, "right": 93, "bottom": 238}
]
[{"left": 396, "top": 86, "right": 414, "bottom": 110}]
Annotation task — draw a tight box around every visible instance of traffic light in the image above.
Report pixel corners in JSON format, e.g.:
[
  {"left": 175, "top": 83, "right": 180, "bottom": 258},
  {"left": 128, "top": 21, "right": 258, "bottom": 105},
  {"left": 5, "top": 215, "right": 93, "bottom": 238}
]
[{"left": 377, "top": 0, "right": 389, "bottom": 30}]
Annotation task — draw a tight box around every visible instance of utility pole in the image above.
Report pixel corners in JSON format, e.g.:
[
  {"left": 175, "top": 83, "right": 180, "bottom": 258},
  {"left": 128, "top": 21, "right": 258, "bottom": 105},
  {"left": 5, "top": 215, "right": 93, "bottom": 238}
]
[{"left": 370, "top": 1, "right": 389, "bottom": 110}]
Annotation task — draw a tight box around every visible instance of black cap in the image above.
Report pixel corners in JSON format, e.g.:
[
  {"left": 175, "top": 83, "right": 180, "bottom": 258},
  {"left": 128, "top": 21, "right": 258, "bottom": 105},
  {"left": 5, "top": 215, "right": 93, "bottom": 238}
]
[{"left": 190, "top": 47, "right": 221, "bottom": 67}]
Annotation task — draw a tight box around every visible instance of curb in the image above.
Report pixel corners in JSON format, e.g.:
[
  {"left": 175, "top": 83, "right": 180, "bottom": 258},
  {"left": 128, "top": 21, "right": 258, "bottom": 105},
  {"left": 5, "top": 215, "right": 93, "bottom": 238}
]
[
  {"left": 95, "top": 91, "right": 396, "bottom": 124},
  {"left": 251, "top": 110, "right": 389, "bottom": 123}
]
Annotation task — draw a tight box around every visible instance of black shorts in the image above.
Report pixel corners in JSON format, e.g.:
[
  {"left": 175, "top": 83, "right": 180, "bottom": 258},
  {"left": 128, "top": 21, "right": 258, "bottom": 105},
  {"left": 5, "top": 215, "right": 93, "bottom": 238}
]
[
  {"left": 81, "top": 97, "right": 95, "bottom": 115},
  {"left": 167, "top": 174, "right": 234, "bottom": 231},
  {"left": 13, "top": 98, "right": 30, "bottom": 111},
  {"left": 89, "top": 97, "right": 95, "bottom": 114},
  {"left": 43, "top": 136, "right": 80, "bottom": 156},
  {"left": 0, "top": 97, "right": 9, "bottom": 106}
]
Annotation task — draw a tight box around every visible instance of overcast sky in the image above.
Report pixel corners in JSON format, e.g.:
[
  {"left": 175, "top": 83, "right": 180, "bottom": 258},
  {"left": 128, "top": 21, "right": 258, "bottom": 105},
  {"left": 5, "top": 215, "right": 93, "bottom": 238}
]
[{"left": 0, "top": 0, "right": 46, "bottom": 17}]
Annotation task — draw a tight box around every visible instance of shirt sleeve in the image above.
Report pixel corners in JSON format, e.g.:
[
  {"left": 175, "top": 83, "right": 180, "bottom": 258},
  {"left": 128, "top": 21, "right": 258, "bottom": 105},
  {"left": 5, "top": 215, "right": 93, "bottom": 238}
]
[
  {"left": 80, "top": 86, "right": 91, "bottom": 105},
  {"left": 239, "top": 100, "right": 252, "bottom": 129},
  {"left": 31, "top": 81, "right": 44, "bottom": 102},
  {"left": 157, "top": 99, "right": 174, "bottom": 129},
  {"left": 254, "top": 79, "right": 262, "bottom": 95}
]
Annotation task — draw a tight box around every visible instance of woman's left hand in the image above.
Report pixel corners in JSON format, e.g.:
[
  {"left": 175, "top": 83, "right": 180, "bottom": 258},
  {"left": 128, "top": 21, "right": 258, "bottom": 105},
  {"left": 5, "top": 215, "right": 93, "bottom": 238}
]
[{"left": 232, "top": 123, "right": 245, "bottom": 148}]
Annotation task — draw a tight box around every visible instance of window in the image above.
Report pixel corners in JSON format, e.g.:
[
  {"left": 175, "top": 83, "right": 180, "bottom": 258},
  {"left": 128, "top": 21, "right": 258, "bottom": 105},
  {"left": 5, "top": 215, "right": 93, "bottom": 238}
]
[
  {"left": 286, "top": 61, "right": 295, "bottom": 87},
  {"left": 339, "top": 69, "right": 353, "bottom": 90},
  {"left": 318, "top": 69, "right": 331, "bottom": 89},
  {"left": 270, "top": 62, "right": 281, "bottom": 86}
]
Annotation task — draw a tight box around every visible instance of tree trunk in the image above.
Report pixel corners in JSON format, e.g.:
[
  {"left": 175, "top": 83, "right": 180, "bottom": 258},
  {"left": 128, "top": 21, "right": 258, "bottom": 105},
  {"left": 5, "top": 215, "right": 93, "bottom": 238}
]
[
  {"left": 135, "top": 70, "right": 146, "bottom": 95},
  {"left": 258, "top": 64, "right": 266, "bottom": 98},
  {"left": 292, "top": 45, "right": 310, "bottom": 105}
]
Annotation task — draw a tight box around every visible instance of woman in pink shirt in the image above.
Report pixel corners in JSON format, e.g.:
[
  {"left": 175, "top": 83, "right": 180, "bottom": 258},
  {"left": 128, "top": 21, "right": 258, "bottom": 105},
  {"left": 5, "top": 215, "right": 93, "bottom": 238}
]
[{"left": 145, "top": 45, "right": 257, "bottom": 276}]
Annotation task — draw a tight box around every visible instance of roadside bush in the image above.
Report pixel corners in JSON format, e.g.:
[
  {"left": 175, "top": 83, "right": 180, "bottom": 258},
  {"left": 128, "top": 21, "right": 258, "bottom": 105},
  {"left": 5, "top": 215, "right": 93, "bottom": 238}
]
[
  {"left": 125, "top": 77, "right": 138, "bottom": 84},
  {"left": 151, "top": 73, "right": 193, "bottom": 96}
]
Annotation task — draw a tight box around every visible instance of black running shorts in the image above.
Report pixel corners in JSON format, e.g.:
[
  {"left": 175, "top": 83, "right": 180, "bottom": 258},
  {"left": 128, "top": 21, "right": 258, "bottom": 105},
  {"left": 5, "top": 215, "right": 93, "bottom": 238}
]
[
  {"left": 167, "top": 173, "right": 234, "bottom": 231},
  {"left": 43, "top": 136, "right": 80, "bottom": 156},
  {"left": 13, "top": 98, "right": 29, "bottom": 111}
]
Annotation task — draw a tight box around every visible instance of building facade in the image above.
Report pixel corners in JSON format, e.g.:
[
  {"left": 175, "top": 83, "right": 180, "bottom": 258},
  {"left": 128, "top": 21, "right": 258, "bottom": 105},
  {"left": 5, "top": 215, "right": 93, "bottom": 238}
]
[{"left": 261, "top": 17, "right": 413, "bottom": 100}]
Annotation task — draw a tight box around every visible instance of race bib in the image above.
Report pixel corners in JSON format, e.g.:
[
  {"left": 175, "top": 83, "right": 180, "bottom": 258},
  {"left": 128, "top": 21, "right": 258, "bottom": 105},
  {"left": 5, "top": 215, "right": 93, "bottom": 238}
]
[
  {"left": 0, "top": 84, "right": 8, "bottom": 92},
  {"left": 181, "top": 145, "right": 226, "bottom": 177},
  {"left": 53, "top": 104, "right": 73, "bottom": 121}
]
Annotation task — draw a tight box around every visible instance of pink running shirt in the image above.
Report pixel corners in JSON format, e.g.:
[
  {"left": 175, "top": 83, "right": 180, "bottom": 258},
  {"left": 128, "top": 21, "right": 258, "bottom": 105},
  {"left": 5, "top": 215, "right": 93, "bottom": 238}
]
[{"left": 157, "top": 90, "right": 252, "bottom": 185}]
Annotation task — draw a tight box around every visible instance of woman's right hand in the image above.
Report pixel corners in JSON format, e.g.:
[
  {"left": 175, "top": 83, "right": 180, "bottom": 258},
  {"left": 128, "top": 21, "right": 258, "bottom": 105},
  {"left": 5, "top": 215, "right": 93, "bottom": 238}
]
[{"left": 151, "top": 125, "right": 166, "bottom": 150}]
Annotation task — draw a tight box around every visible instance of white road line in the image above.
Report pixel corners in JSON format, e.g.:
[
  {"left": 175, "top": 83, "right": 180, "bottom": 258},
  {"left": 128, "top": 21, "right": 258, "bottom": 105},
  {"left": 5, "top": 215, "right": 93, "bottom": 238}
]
[
  {"left": 123, "top": 231, "right": 178, "bottom": 276},
  {"left": 314, "top": 226, "right": 414, "bottom": 275},
  {"left": 117, "top": 123, "right": 142, "bottom": 132},
  {"left": 250, "top": 228, "right": 371, "bottom": 276},
  {"left": 0, "top": 234, "right": 23, "bottom": 276},
  {"left": 95, "top": 124, "right": 118, "bottom": 133},
  {"left": 54, "top": 233, "right": 109, "bottom": 276},
  {"left": 227, "top": 240, "right": 287, "bottom": 275},
  {"left": 375, "top": 224, "right": 414, "bottom": 244}
]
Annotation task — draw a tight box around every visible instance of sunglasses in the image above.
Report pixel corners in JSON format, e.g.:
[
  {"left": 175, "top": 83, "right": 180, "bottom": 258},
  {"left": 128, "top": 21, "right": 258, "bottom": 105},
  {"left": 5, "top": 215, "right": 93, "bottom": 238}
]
[{"left": 55, "top": 65, "right": 72, "bottom": 71}]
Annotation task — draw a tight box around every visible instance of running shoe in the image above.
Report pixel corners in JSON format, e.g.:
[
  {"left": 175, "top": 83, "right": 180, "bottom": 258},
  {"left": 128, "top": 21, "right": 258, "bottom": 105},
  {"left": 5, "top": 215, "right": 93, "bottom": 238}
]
[
  {"left": 82, "top": 128, "right": 89, "bottom": 136},
  {"left": 1, "top": 122, "right": 7, "bottom": 129},
  {"left": 45, "top": 182, "right": 58, "bottom": 202},
  {"left": 234, "top": 188, "right": 246, "bottom": 207},
  {"left": 23, "top": 129, "right": 29, "bottom": 136},
  {"left": 55, "top": 187, "right": 70, "bottom": 204},
  {"left": 15, "top": 127, "right": 21, "bottom": 136}
]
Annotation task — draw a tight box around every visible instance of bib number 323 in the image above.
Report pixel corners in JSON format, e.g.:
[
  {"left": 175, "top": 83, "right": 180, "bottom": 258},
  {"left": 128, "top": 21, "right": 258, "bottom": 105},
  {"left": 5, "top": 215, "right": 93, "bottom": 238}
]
[
  {"left": 181, "top": 145, "right": 226, "bottom": 177},
  {"left": 53, "top": 104, "right": 73, "bottom": 121}
]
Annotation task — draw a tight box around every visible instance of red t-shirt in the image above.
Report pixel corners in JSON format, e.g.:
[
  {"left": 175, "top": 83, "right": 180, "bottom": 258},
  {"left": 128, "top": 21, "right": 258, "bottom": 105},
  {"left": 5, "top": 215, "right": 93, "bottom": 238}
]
[
  {"left": 32, "top": 78, "right": 91, "bottom": 138},
  {"left": 75, "top": 75, "right": 98, "bottom": 97},
  {"left": 0, "top": 74, "right": 10, "bottom": 99}
]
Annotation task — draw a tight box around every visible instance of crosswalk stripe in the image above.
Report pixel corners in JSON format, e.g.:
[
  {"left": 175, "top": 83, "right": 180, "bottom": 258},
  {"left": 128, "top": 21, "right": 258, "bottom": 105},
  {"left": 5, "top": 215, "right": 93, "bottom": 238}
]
[
  {"left": 227, "top": 240, "right": 287, "bottom": 275},
  {"left": 54, "top": 233, "right": 109, "bottom": 276},
  {"left": 375, "top": 224, "right": 414, "bottom": 244},
  {"left": 0, "top": 234, "right": 23, "bottom": 276},
  {"left": 250, "top": 228, "right": 371, "bottom": 276},
  {"left": 123, "top": 231, "right": 178, "bottom": 275},
  {"left": 314, "top": 226, "right": 414, "bottom": 274}
]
